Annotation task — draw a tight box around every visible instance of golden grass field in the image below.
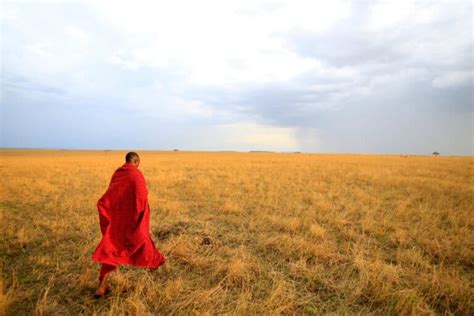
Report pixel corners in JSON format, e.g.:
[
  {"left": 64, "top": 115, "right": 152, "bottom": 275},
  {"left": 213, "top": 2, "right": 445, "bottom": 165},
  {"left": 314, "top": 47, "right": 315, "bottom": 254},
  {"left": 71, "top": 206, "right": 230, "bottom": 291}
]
[{"left": 1, "top": 149, "right": 473, "bottom": 315}]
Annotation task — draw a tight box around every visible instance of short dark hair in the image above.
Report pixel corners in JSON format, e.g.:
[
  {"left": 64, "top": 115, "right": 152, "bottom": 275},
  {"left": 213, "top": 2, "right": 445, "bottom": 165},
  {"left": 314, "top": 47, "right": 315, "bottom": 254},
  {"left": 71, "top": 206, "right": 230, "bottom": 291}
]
[{"left": 125, "top": 152, "right": 139, "bottom": 163}]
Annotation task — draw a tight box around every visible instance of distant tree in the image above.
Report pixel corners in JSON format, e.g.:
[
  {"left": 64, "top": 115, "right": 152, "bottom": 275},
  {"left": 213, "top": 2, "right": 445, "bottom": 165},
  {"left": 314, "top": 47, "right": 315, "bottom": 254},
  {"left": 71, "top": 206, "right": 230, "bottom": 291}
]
[
  {"left": 173, "top": 149, "right": 179, "bottom": 151},
  {"left": 432, "top": 151, "right": 440, "bottom": 156}
]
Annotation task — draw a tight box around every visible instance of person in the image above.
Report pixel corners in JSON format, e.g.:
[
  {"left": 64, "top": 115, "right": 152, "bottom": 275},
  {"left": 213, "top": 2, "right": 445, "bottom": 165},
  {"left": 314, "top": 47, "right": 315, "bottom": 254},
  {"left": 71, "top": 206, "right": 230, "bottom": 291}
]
[{"left": 91, "top": 152, "right": 165, "bottom": 298}]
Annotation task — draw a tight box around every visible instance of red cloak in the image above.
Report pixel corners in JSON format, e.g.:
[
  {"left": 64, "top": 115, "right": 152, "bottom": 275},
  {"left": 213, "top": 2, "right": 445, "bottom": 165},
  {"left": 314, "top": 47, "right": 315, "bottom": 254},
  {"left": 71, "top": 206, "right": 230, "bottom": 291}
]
[{"left": 91, "top": 162, "right": 165, "bottom": 268}]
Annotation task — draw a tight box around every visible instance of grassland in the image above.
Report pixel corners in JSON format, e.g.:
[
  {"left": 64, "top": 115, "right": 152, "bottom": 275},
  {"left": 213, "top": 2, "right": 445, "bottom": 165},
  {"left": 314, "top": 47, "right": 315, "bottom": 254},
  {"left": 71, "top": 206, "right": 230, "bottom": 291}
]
[{"left": 1, "top": 149, "right": 473, "bottom": 315}]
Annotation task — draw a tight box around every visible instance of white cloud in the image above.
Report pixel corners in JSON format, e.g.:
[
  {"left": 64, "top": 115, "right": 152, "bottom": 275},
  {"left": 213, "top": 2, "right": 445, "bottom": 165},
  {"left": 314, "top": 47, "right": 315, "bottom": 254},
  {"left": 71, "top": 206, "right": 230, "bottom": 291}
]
[
  {"left": 368, "top": 0, "right": 415, "bottom": 30},
  {"left": 172, "top": 97, "right": 214, "bottom": 118},
  {"left": 122, "top": 80, "right": 219, "bottom": 120},
  {"left": 94, "top": 0, "right": 350, "bottom": 86},
  {"left": 432, "top": 70, "right": 474, "bottom": 88},
  {"left": 26, "top": 44, "right": 53, "bottom": 58},
  {"left": 106, "top": 50, "right": 143, "bottom": 70},
  {"left": 65, "top": 26, "right": 88, "bottom": 42},
  {"left": 367, "top": 0, "right": 442, "bottom": 30}
]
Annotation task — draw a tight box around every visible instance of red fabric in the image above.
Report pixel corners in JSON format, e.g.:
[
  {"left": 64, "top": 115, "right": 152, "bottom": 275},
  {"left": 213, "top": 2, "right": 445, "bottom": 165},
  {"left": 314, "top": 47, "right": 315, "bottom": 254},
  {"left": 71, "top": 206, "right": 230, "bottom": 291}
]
[
  {"left": 91, "top": 162, "right": 165, "bottom": 268},
  {"left": 99, "top": 263, "right": 117, "bottom": 281}
]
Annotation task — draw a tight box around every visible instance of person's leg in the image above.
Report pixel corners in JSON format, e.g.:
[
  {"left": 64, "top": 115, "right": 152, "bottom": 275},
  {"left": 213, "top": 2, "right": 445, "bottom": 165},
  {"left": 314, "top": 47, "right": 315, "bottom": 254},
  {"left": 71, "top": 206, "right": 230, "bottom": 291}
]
[
  {"left": 99, "top": 263, "right": 117, "bottom": 282},
  {"left": 94, "top": 263, "right": 117, "bottom": 298}
]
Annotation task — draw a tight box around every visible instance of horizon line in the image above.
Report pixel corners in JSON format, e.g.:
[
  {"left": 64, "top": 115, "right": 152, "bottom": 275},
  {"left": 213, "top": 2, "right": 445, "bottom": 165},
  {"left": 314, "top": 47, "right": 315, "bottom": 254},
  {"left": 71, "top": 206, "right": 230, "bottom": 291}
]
[{"left": 1, "top": 146, "right": 472, "bottom": 157}]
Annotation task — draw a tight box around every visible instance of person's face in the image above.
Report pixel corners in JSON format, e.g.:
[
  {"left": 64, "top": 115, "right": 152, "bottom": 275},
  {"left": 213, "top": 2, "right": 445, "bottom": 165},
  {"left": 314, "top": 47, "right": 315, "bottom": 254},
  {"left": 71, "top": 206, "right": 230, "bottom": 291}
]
[{"left": 132, "top": 157, "right": 140, "bottom": 168}]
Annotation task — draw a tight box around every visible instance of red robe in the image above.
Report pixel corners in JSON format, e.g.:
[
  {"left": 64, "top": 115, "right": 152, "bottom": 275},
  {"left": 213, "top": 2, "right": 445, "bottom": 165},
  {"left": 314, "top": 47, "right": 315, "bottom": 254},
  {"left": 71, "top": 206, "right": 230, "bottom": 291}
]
[{"left": 91, "top": 162, "right": 165, "bottom": 268}]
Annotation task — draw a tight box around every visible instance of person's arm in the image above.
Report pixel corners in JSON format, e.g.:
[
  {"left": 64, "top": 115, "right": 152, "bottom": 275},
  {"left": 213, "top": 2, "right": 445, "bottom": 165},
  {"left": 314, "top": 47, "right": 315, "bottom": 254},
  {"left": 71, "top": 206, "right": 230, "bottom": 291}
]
[
  {"left": 134, "top": 170, "right": 148, "bottom": 225},
  {"left": 97, "top": 193, "right": 110, "bottom": 235}
]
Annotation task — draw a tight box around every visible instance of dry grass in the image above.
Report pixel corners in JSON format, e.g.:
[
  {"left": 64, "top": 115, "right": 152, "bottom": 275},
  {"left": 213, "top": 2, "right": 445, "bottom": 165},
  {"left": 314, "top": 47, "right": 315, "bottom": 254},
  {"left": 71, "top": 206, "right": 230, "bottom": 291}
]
[{"left": 0, "top": 149, "right": 473, "bottom": 315}]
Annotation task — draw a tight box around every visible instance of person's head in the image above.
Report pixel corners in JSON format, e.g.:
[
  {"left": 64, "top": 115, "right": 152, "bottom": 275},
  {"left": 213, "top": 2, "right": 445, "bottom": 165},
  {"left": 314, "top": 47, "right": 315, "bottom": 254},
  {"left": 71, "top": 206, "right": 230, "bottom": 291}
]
[{"left": 125, "top": 152, "right": 140, "bottom": 167}]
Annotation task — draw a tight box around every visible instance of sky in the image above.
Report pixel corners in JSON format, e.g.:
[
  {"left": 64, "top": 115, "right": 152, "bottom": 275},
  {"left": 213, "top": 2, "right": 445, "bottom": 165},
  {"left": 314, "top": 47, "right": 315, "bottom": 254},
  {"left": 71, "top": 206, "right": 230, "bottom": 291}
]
[{"left": 1, "top": 0, "right": 473, "bottom": 155}]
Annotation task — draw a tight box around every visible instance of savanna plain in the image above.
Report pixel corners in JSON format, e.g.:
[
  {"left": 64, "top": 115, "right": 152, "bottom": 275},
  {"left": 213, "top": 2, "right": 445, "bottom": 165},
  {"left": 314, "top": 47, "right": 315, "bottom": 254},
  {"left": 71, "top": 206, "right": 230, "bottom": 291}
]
[{"left": 1, "top": 149, "right": 473, "bottom": 315}]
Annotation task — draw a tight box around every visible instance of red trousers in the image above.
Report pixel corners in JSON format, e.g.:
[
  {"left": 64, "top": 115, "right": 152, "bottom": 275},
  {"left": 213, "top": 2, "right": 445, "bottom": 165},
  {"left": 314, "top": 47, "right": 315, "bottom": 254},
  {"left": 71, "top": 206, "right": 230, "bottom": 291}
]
[{"left": 99, "top": 263, "right": 117, "bottom": 282}]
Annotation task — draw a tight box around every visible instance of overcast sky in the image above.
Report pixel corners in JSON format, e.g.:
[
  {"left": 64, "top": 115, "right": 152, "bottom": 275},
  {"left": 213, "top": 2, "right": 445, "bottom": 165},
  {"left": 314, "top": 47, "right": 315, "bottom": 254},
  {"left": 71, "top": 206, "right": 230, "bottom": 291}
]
[{"left": 1, "top": 0, "right": 473, "bottom": 155}]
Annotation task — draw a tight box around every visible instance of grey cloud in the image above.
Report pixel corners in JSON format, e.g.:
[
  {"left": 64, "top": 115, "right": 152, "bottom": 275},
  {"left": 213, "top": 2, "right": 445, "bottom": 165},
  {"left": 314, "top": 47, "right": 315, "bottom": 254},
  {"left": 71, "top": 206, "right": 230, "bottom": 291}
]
[
  {"left": 283, "top": 1, "right": 472, "bottom": 68},
  {"left": 2, "top": 73, "right": 67, "bottom": 96}
]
